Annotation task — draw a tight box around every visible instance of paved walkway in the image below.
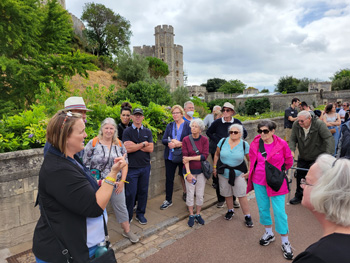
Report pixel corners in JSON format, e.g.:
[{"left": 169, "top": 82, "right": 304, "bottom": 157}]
[{"left": 4, "top": 178, "right": 323, "bottom": 263}]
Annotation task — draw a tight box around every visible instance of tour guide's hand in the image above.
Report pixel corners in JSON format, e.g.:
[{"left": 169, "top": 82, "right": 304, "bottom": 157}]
[
  {"left": 111, "top": 154, "right": 127, "bottom": 173},
  {"left": 115, "top": 181, "right": 124, "bottom": 194}
]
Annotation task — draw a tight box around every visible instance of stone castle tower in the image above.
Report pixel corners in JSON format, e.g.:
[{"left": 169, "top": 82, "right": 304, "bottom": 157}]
[{"left": 133, "top": 25, "right": 184, "bottom": 92}]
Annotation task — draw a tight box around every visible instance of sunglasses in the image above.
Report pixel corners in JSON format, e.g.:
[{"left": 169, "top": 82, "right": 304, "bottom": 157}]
[
  {"left": 257, "top": 129, "right": 270, "bottom": 134},
  {"left": 229, "top": 131, "right": 240, "bottom": 135},
  {"left": 221, "top": 109, "right": 232, "bottom": 113}
]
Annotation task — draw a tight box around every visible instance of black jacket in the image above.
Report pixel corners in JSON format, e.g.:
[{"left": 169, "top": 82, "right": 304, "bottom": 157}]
[{"left": 32, "top": 146, "right": 103, "bottom": 263}]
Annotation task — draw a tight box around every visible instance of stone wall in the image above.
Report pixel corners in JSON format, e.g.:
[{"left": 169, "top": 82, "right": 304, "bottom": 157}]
[{"left": 0, "top": 117, "right": 284, "bottom": 249}]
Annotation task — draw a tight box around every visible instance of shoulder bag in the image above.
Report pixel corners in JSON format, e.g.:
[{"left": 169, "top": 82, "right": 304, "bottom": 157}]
[
  {"left": 188, "top": 135, "right": 212, "bottom": 179},
  {"left": 38, "top": 194, "right": 117, "bottom": 263},
  {"left": 171, "top": 122, "right": 183, "bottom": 164},
  {"left": 258, "top": 138, "right": 288, "bottom": 192}
]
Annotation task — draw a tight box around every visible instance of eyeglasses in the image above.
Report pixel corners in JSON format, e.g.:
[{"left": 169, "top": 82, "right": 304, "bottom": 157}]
[
  {"left": 229, "top": 131, "right": 240, "bottom": 135},
  {"left": 133, "top": 114, "right": 143, "bottom": 118},
  {"left": 221, "top": 109, "right": 232, "bottom": 113},
  {"left": 298, "top": 118, "right": 309, "bottom": 123},
  {"left": 172, "top": 112, "right": 182, "bottom": 115},
  {"left": 300, "top": 178, "right": 313, "bottom": 186},
  {"left": 257, "top": 129, "right": 270, "bottom": 134},
  {"left": 61, "top": 111, "right": 72, "bottom": 130}
]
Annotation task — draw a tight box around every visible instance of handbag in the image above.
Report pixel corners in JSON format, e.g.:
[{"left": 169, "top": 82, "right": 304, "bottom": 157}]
[
  {"left": 171, "top": 122, "right": 183, "bottom": 164},
  {"left": 188, "top": 135, "right": 213, "bottom": 179},
  {"left": 89, "top": 139, "right": 113, "bottom": 180},
  {"left": 38, "top": 194, "right": 117, "bottom": 263},
  {"left": 259, "top": 139, "right": 288, "bottom": 192}
]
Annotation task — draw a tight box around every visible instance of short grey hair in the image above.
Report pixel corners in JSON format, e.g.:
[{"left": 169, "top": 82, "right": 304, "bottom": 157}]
[
  {"left": 213, "top": 105, "right": 221, "bottom": 111},
  {"left": 190, "top": 118, "right": 205, "bottom": 131},
  {"left": 298, "top": 110, "right": 311, "bottom": 119},
  {"left": 98, "top": 117, "right": 119, "bottom": 144},
  {"left": 228, "top": 124, "right": 243, "bottom": 138},
  {"left": 311, "top": 154, "right": 350, "bottom": 226},
  {"left": 184, "top": 101, "right": 194, "bottom": 109}
]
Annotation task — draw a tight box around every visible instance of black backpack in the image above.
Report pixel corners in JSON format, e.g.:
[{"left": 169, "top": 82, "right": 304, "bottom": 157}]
[{"left": 338, "top": 121, "right": 350, "bottom": 159}]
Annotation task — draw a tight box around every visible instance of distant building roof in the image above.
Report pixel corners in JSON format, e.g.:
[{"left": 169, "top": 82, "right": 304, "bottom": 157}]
[{"left": 236, "top": 92, "right": 281, "bottom": 98}]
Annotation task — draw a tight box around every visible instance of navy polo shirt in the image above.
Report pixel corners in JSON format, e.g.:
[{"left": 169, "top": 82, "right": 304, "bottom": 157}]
[
  {"left": 122, "top": 124, "right": 153, "bottom": 168},
  {"left": 284, "top": 106, "right": 298, "bottom": 128}
]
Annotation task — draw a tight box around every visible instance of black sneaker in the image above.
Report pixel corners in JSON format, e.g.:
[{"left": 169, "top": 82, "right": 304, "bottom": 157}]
[
  {"left": 160, "top": 200, "right": 173, "bottom": 210},
  {"left": 281, "top": 242, "right": 294, "bottom": 260},
  {"left": 135, "top": 215, "right": 147, "bottom": 225},
  {"left": 195, "top": 214, "right": 205, "bottom": 225},
  {"left": 289, "top": 197, "right": 301, "bottom": 205},
  {"left": 259, "top": 232, "right": 275, "bottom": 246},
  {"left": 245, "top": 216, "right": 254, "bottom": 228},
  {"left": 188, "top": 215, "right": 195, "bottom": 227},
  {"left": 225, "top": 210, "right": 234, "bottom": 220}
]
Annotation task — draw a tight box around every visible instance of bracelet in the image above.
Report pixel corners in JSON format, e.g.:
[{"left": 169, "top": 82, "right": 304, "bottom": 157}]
[
  {"left": 105, "top": 176, "right": 116, "bottom": 183},
  {"left": 103, "top": 179, "right": 115, "bottom": 186},
  {"left": 213, "top": 165, "right": 217, "bottom": 168}
]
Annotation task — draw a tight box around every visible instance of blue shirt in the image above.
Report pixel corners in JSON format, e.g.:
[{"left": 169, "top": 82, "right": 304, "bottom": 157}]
[
  {"left": 217, "top": 138, "right": 249, "bottom": 178},
  {"left": 168, "top": 122, "right": 184, "bottom": 160}
]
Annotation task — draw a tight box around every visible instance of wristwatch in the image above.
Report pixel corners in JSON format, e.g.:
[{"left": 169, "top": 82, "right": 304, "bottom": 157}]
[{"left": 142, "top": 142, "right": 146, "bottom": 147}]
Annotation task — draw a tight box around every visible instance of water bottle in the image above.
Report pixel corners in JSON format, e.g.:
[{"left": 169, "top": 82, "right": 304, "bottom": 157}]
[
  {"left": 95, "top": 241, "right": 108, "bottom": 258},
  {"left": 168, "top": 137, "right": 174, "bottom": 152}
]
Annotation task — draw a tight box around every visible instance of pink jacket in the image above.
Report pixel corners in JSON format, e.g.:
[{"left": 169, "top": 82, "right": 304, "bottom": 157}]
[{"left": 247, "top": 134, "right": 293, "bottom": 197}]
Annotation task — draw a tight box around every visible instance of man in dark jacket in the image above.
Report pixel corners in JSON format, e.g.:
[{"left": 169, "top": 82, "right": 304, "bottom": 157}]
[
  {"left": 206, "top": 102, "right": 247, "bottom": 208},
  {"left": 289, "top": 111, "right": 334, "bottom": 205}
]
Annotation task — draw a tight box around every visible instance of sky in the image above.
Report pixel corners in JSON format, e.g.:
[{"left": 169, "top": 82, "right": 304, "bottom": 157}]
[{"left": 66, "top": 0, "right": 350, "bottom": 91}]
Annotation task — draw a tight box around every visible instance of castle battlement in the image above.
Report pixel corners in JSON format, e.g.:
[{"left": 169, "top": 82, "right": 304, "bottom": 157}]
[{"left": 155, "top": 25, "right": 174, "bottom": 35}]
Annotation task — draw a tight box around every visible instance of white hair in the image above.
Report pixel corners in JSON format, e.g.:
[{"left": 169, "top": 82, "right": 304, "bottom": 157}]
[
  {"left": 98, "top": 117, "right": 119, "bottom": 143},
  {"left": 190, "top": 118, "right": 205, "bottom": 131},
  {"left": 228, "top": 124, "right": 243, "bottom": 138},
  {"left": 184, "top": 101, "right": 194, "bottom": 109},
  {"left": 298, "top": 110, "right": 311, "bottom": 119},
  {"left": 311, "top": 154, "right": 350, "bottom": 226}
]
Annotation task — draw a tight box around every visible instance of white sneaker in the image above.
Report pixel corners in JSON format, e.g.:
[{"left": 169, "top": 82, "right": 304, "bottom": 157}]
[
  {"left": 281, "top": 242, "right": 294, "bottom": 260},
  {"left": 122, "top": 231, "right": 139, "bottom": 243}
]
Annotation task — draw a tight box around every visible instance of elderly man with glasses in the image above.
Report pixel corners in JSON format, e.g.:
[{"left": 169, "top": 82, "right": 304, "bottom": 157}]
[
  {"left": 288, "top": 111, "right": 334, "bottom": 205},
  {"left": 339, "top": 102, "right": 349, "bottom": 123}
]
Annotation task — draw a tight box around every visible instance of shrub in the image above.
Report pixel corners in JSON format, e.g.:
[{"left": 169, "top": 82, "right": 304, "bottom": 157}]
[
  {"left": 244, "top": 98, "right": 270, "bottom": 116},
  {"left": 207, "top": 99, "right": 236, "bottom": 111}
]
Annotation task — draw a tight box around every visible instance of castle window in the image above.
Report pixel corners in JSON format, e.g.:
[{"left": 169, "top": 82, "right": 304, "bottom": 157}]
[
  {"left": 177, "top": 80, "right": 180, "bottom": 87},
  {"left": 176, "top": 61, "right": 179, "bottom": 67},
  {"left": 161, "top": 47, "right": 164, "bottom": 53},
  {"left": 176, "top": 70, "right": 179, "bottom": 77}
]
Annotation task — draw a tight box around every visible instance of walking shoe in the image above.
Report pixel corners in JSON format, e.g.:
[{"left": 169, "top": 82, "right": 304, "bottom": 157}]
[
  {"left": 183, "top": 192, "right": 187, "bottom": 202},
  {"left": 216, "top": 201, "right": 225, "bottom": 208},
  {"left": 195, "top": 214, "right": 205, "bottom": 225},
  {"left": 225, "top": 210, "right": 234, "bottom": 220},
  {"left": 188, "top": 215, "right": 195, "bottom": 227},
  {"left": 233, "top": 200, "right": 240, "bottom": 208},
  {"left": 160, "top": 200, "right": 173, "bottom": 210},
  {"left": 135, "top": 215, "right": 147, "bottom": 225},
  {"left": 281, "top": 242, "right": 294, "bottom": 260},
  {"left": 212, "top": 182, "right": 218, "bottom": 189},
  {"left": 289, "top": 197, "right": 301, "bottom": 205},
  {"left": 122, "top": 231, "right": 139, "bottom": 243},
  {"left": 244, "top": 216, "right": 254, "bottom": 228},
  {"left": 259, "top": 232, "right": 275, "bottom": 246}
]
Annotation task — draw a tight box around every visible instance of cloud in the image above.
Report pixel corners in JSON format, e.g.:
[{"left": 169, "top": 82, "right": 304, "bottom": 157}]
[{"left": 66, "top": 0, "right": 350, "bottom": 91}]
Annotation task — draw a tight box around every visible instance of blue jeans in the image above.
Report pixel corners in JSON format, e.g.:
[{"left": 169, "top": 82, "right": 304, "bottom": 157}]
[
  {"left": 35, "top": 246, "right": 97, "bottom": 262},
  {"left": 125, "top": 165, "right": 151, "bottom": 221},
  {"left": 253, "top": 183, "right": 289, "bottom": 235}
]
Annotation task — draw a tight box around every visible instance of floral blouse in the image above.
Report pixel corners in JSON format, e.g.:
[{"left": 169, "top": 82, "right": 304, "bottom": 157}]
[{"left": 83, "top": 139, "right": 128, "bottom": 181}]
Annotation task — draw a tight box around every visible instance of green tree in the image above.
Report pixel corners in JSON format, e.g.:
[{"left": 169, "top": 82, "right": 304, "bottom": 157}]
[
  {"left": 205, "top": 78, "right": 227, "bottom": 92},
  {"left": 108, "top": 79, "right": 171, "bottom": 106},
  {"left": 146, "top": 57, "right": 169, "bottom": 79},
  {"left": 171, "top": 86, "right": 190, "bottom": 107},
  {"left": 217, "top": 79, "right": 246, "bottom": 94},
  {"left": 275, "top": 76, "right": 300, "bottom": 93},
  {"left": 260, "top": 88, "right": 269, "bottom": 93},
  {"left": 81, "top": 3, "right": 131, "bottom": 56},
  {"left": 0, "top": 0, "right": 97, "bottom": 107},
  {"left": 297, "top": 78, "right": 312, "bottom": 92},
  {"left": 245, "top": 98, "right": 270, "bottom": 115},
  {"left": 331, "top": 69, "right": 350, "bottom": 90},
  {"left": 116, "top": 52, "right": 149, "bottom": 85}
]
